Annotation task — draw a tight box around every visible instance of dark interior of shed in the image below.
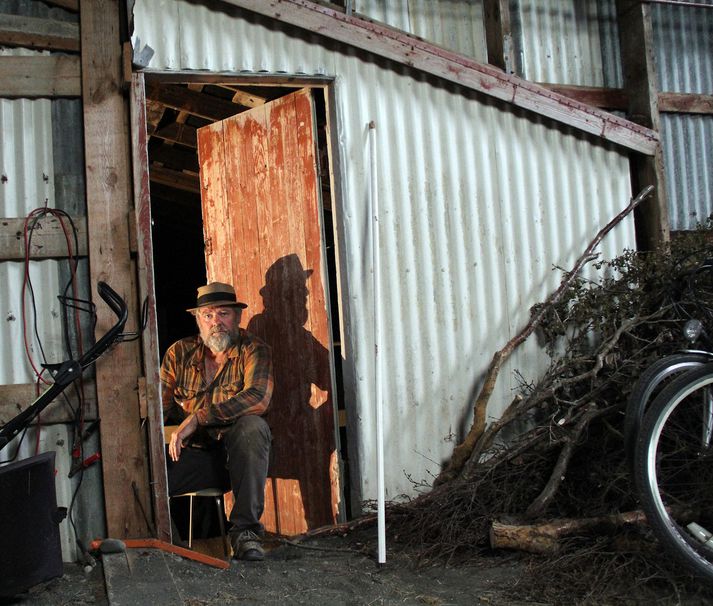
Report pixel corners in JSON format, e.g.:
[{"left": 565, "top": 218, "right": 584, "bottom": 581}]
[{"left": 145, "top": 78, "right": 350, "bottom": 518}]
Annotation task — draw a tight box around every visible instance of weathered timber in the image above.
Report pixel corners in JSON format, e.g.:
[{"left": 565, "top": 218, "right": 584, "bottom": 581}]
[
  {"left": 542, "top": 84, "right": 628, "bottom": 111},
  {"left": 0, "top": 14, "right": 79, "bottom": 52},
  {"left": 0, "top": 381, "right": 97, "bottom": 425},
  {"left": 80, "top": 0, "right": 150, "bottom": 538},
  {"left": 129, "top": 72, "right": 172, "bottom": 543},
  {"left": 616, "top": 0, "right": 670, "bottom": 250},
  {"left": 149, "top": 165, "right": 200, "bottom": 194},
  {"left": 224, "top": 0, "right": 658, "bottom": 154},
  {"left": 659, "top": 92, "right": 713, "bottom": 115},
  {"left": 483, "top": 0, "right": 515, "bottom": 74},
  {"left": 0, "top": 55, "right": 80, "bottom": 97},
  {"left": 490, "top": 511, "right": 648, "bottom": 555},
  {"left": 0, "top": 215, "right": 87, "bottom": 261},
  {"left": 145, "top": 82, "right": 242, "bottom": 121}
]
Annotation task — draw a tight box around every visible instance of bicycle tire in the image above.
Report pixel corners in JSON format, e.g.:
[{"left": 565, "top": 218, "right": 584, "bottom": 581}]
[
  {"left": 625, "top": 352, "right": 713, "bottom": 464},
  {"left": 634, "top": 362, "right": 713, "bottom": 583}
]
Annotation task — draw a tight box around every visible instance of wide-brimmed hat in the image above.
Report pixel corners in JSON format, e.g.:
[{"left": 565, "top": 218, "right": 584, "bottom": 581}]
[{"left": 186, "top": 282, "right": 247, "bottom": 312}]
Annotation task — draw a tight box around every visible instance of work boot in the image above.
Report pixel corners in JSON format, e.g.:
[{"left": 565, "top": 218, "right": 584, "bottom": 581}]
[{"left": 232, "top": 529, "right": 264, "bottom": 561}]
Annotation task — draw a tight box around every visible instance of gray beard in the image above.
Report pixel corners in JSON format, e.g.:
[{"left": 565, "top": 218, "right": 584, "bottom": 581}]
[{"left": 204, "top": 332, "right": 232, "bottom": 353}]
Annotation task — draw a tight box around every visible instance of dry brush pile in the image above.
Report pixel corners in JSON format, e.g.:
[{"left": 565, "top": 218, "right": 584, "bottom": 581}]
[{"left": 384, "top": 189, "right": 713, "bottom": 603}]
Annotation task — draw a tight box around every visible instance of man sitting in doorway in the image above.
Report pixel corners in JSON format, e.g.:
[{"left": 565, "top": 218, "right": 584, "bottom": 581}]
[{"left": 161, "top": 282, "right": 273, "bottom": 561}]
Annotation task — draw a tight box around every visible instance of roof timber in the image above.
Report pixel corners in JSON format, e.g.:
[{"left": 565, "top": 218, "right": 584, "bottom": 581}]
[{"left": 224, "top": 0, "right": 658, "bottom": 155}]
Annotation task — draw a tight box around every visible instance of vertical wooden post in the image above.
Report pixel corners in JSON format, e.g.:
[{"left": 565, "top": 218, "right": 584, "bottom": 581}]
[
  {"left": 483, "top": 0, "right": 516, "bottom": 74},
  {"left": 616, "top": 0, "right": 670, "bottom": 249},
  {"left": 129, "top": 73, "right": 172, "bottom": 543},
  {"left": 80, "top": 0, "right": 151, "bottom": 537}
]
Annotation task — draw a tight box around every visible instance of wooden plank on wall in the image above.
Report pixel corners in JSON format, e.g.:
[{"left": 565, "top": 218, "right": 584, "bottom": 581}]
[
  {"left": 80, "top": 0, "right": 151, "bottom": 539},
  {"left": 0, "top": 14, "right": 79, "bottom": 52},
  {"left": 0, "top": 215, "right": 87, "bottom": 260},
  {"left": 0, "top": 381, "right": 97, "bottom": 425},
  {"left": 0, "top": 55, "right": 80, "bottom": 97},
  {"left": 659, "top": 92, "right": 713, "bottom": 115}
]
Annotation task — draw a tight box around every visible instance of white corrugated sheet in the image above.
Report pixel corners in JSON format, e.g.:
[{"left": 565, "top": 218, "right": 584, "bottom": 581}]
[
  {"left": 0, "top": 53, "right": 64, "bottom": 384},
  {"left": 355, "top": 0, "right": 487, "bottom": 61},
  {"left": 132, "top": 0, "right": 635, "bottom": 505},
  {"left": 653, "top": 1, "right": 713, "bottom": 230},
  {"left": 661, "top": 113, "right": 713, "bottom": 231},
  {"left": 511, "top": 0, "right": 622, "bottom": 87}
]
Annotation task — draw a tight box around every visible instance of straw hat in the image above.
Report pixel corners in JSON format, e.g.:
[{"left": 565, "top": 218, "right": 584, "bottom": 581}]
[{"left": 186, "top": 282, "right": 247, "bottom": 312}]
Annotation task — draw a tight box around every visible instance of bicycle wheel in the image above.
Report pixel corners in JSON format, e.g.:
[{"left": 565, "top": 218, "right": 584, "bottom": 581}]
[
  {"left": 625, "top": 352, "right": 713, "bottom": 464},
  {"left": 635, "top": 363, "right": 713, "bottom": 582}
]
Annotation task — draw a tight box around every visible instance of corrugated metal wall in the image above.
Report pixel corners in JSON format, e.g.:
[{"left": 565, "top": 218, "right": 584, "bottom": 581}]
[
  {"left": 0, "top": 6, "right": 101, "bottom": 557},
  {"left": 355, "top": 0, "right": 487, "bottom": 61},
  {"left": 652, "top": 1, "right": 713, "bottom": 231},
  {"left": 132, "top": 0, "right": 635, "bottom": 505},
  {"left": 511, "top": 0, "right": 622, "bottom": 87}
]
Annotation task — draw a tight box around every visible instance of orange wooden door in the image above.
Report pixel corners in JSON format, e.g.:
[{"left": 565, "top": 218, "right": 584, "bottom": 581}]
[{"left": 197, "top": 89, "right": 340, "bottom": 535}]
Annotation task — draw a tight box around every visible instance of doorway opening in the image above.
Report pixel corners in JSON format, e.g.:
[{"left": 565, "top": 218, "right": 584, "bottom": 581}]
[{"left": 144, "top": 74, "right": 351, "bottom": 529}]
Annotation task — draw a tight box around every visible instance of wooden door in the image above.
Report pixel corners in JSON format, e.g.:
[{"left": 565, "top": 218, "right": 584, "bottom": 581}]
[{"left": 197, "top": 89, "right": 339, "bottom": 535}]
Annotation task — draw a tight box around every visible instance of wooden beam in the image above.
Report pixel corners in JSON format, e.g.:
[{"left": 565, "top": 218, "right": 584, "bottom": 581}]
[
  {"left": 659, "top": 92, "right": 713, "bottom": 115},
  {"left": 145, "top": 82, "right": 242, "bottom": 121},
  {"left": 616, "top": 0, "right": 670, "bottom": 250},
  {"left": 129, "top": 73, "right": 172, "bottom": 543},
  {"left": 0, "top": 55, "right": 80, "bottom": 98},
  {"left": 80, "top": 0, "right": 151, "bottom": 539},
  {"left": 149, "top": 165, "right": 200, "bottom": 194},
  {"left": 41, "top": 0, "right": 79, "bottom": 12},
  {"left": 224, "top": 0, "right": 658, "bottom": 154},
  {"left": 0, "top": 14, "right": 79, "bottom": 52},
  {"left": 0, "top": 382, "right": 97, "bottom": 426},
  {"left": 153, "top": 122, "right": 198, "bottom": 148},
  {"left": 0, "top": 215, "right": 87, "bottom": 261},
  {"left": 483, "top": 0, "right": 515, "bottom": 74},
  {"left": 151, "top": 144, "right": 199, "bottom": 173},
  {"left": 224, "top": 86, "right": 267, "bottom": 108},
  {"left": 540, "top": 84, "right": 628, "bottom": 111}
]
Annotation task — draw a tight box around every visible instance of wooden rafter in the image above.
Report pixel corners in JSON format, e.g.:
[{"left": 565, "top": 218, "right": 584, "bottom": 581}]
[
  {"left": 223, "top": 0, "right": 658, "bottom": 154},
  {"left": 145, "top": 82, "right": 245, "bottom": 121}
]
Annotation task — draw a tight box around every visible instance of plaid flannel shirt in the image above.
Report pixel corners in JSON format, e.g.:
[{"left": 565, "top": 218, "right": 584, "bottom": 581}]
[{"left": 160, "top": 329, "right": 273, "bottom": 440}]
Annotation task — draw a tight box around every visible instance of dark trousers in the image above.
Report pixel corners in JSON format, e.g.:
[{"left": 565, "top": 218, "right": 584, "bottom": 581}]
[{"left": 166, "top": 415, "right": 272, "bottom": 534}]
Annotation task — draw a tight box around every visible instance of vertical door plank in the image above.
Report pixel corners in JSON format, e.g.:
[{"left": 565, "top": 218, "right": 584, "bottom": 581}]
[{"left": 197, "top": 89, "right": 339, "bottom": 535}]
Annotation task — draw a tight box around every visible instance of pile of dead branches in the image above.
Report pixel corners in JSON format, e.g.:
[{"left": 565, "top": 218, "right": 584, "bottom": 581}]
[{"left": 385, "top": 188, "right": 713, "bottom": 603}]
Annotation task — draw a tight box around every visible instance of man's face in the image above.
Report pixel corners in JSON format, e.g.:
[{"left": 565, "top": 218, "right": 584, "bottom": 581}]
[{"left": 196, "top": 306, "right": 241, "bottom": 353}]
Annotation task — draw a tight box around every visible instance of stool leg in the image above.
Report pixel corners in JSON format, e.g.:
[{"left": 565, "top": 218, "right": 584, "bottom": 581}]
[
  {"left": 188, "top": 495, "right": 194, "bottom": 549},
  {"left": 214, "top": 496, "right": 228, "bottom": 557}
]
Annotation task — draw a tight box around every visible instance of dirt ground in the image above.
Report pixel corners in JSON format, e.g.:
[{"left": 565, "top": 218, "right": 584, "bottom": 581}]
[{"left": 3, "top": 527, "right": 533, "bottom": 606}]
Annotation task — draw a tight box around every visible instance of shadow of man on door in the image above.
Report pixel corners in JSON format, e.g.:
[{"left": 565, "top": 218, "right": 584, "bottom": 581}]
[{"left": 247, "top": 253, "right": 337, "bottom": 535}]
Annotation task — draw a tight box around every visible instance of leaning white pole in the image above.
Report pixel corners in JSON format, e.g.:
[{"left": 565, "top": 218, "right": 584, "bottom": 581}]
[{"left": 368, "top": 120, "right": 386, "bottom": 564}]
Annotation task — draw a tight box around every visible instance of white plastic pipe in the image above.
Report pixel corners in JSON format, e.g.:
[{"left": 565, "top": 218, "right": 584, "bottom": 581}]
[{"left": 368, "top": 120, "right": 386, "bottom": 564}]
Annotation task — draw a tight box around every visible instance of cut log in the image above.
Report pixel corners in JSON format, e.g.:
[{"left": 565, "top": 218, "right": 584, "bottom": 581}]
[{"left": 490, "top": 511, "right": 648, "bottom": 554}]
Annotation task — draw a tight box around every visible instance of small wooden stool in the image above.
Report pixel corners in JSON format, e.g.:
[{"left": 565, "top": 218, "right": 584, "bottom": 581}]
[{"left": 171, "top": 488, "right": 229, "bottom": 556}]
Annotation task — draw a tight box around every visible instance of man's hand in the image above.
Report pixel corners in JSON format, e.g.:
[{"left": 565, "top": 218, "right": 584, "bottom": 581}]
[{"left": 168, "top": 413, "right": 199, "bottom": 462}]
